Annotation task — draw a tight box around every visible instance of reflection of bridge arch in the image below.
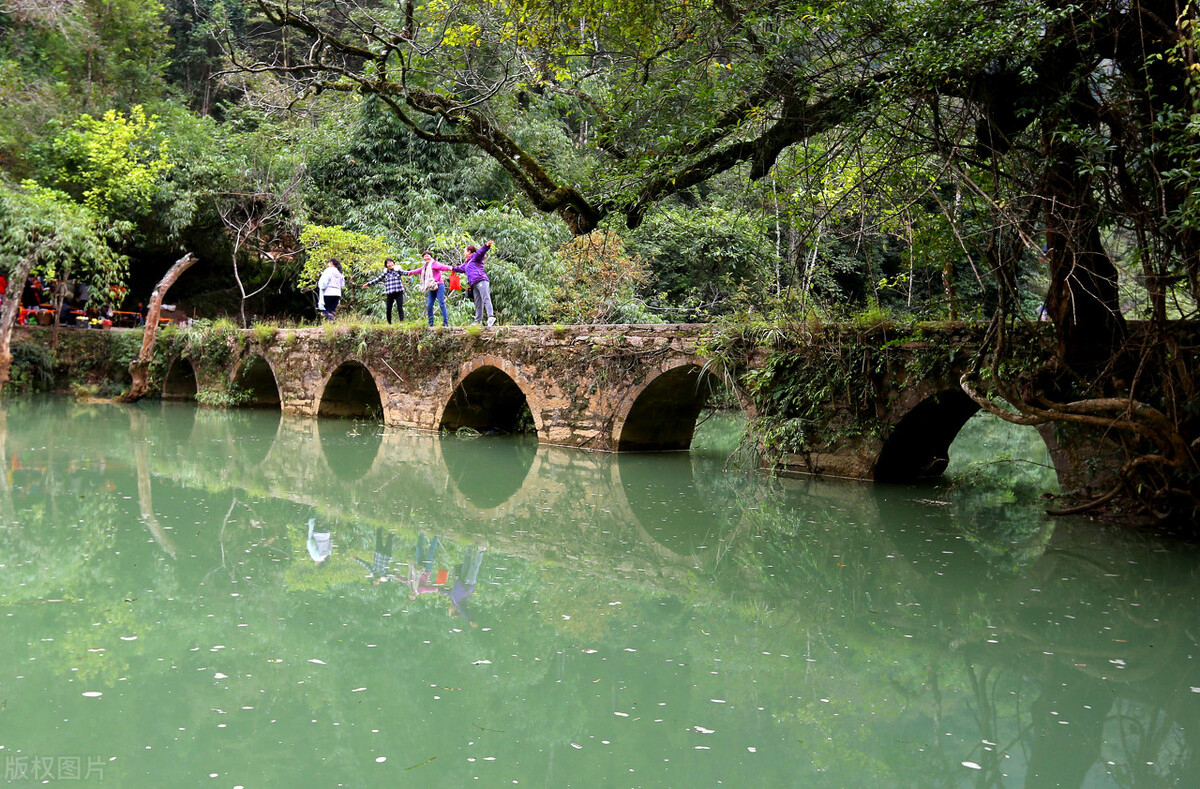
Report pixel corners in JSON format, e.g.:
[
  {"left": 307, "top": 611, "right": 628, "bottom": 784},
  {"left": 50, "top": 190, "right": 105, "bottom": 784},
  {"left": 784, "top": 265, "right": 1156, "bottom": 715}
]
[
  {"left": 233, "top": 355, "right": 281, "bottom": 409},
  {"left": 873, "top": 388, "right": 1053, "bottom": 482},
  {"left": 438, "top": 356, "right": 543, "bottom": 437},
  {"left": 318, "top": 419, "right": 383, "bottom": 481},
  {"left": 162, "top": 358, "right": 198, "bottom": 400},
  {"left": 317, "top": 360, "right": 384, "bottom": 419},
  {"left": 613, "top": 360, "right": 726, "bottom": 451},
  {"left": 259, "top": 416, "right": 335, "bottom": 492},
  {"left": 440, "top": 434, "right": 538, "bottom": 509}
]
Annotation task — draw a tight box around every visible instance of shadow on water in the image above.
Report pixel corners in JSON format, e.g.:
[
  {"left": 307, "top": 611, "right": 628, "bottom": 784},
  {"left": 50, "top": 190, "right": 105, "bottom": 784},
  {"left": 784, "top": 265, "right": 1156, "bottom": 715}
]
[
  {"left": 229, "top": 407, "right": 281, "bottom": 467},
  {"left": 148, "top": 398, "right": 198, "bottom": 451},
  {"left": 613, "top": 409, "right": 751, "bottom": 554}
]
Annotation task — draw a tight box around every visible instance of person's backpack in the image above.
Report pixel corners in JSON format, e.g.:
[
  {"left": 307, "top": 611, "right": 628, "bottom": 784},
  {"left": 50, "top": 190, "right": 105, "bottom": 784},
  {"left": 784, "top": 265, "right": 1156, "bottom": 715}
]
[{"left": 420, "top": 260, "right": 439, "bottom": 292}]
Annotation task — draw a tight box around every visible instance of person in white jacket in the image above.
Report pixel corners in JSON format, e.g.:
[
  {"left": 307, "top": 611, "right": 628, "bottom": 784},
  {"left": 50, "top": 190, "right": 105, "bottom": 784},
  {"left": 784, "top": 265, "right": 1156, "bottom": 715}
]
[{"left": 317, "top": 259, "right": 345, "bottom": 320}]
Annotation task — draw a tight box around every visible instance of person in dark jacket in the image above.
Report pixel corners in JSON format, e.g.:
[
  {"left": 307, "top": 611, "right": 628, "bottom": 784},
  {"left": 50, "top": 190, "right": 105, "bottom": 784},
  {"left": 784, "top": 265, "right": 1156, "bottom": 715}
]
[{"left": 362, "top": 258, "right": 407, "bottom": 323}]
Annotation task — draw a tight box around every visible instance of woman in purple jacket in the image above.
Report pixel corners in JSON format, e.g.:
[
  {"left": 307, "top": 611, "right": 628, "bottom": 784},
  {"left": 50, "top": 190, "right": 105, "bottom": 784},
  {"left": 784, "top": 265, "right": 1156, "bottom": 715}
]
[{"left": 453, "top": 240, "right": 496, "bottom": 326}]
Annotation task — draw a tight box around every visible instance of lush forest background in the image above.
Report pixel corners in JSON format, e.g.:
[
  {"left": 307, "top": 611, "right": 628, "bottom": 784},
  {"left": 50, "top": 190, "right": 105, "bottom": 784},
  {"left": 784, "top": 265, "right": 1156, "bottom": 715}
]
[{"left": 1, "top": 0, "right": 1134, "bottom": 327}]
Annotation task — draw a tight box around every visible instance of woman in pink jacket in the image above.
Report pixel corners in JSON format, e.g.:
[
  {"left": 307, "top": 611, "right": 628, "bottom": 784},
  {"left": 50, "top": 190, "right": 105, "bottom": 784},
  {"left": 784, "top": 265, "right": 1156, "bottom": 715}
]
[{"left": 405, "top": 251, "right": 455, "bottom": 327}]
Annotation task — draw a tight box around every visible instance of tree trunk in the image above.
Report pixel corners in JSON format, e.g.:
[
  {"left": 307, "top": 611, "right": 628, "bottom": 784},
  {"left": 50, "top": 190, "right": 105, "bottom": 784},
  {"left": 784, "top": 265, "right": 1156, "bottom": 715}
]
[
  {"left": 1042, "top": 143, "right": 1126, "bottom": 375},
  {"left": 0, "top": 255, "right": 38, "bottom": 390},
  {"left": 122, "top": 252, "right": 198, "bottom": 402},
  {"left": 49, "top": 266, "right": 70, "bottom": 351}
]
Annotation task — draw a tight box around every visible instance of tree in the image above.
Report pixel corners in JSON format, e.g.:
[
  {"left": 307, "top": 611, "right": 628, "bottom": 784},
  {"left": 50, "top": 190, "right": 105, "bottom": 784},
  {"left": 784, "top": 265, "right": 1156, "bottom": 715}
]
[
  {"left": 626, "top": 203, "right": 776, "bottom": 320},
  {"left": 0, "top": 181, "right": 129, "bottom": 388},
  {"left": 224, "top": 0, "right": 1194, "bottom": 338},
  {"left": 549, "top": 231, "right": 654, "bottom": 324},
  {"left": 215, "top": 168, "right": 305, "bottom": 327},
  {"left": 123, "top": 251, "right": 198, "bottom": 401},
  {"left": 48, "top": 105, "right": 174, "bottom": 219}
]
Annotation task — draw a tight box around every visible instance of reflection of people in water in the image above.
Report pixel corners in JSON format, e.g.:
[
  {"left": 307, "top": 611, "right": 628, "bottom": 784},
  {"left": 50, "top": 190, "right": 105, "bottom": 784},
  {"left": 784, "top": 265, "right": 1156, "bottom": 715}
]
[
  {"left": 402, "top": 533, "right": 445, "bottom": 599},
  {"left": 440, "top": 545, "right": 486, "bottom": 626},
  {"left": 306, "top": 517, "right": 332, "bottom": 565},
  {"left": 416, "top": 533, "right": 440, "bottom": 573},
  {"left": 355, "top": 527, "right": 396, "bottom": 584}
]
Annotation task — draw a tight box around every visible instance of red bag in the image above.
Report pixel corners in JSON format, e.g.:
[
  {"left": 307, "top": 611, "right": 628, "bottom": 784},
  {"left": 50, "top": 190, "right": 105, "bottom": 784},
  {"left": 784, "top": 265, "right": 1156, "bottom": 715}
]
[{"left": 448, "top": 272, "right": 463, "bottom": 291}]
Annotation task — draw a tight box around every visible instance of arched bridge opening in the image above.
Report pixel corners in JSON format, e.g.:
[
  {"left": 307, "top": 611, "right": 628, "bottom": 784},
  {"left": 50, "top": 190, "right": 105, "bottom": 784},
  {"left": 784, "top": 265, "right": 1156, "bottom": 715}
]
[
  {"left": 233, "top": 356, "right": 281, "bottom": 409},
  {"left": 617, "top": 363, "right": 723, "bottom": 452},
  {"left": 318, "top": 361, "right": 383, "bottom": 420},
  {"left": 162, "top": 358, "right": 197, "bottom": 400},
  {"left": 874, "top": 389, "right": 980, "bottom": 482},
  {"left": 440, "top": 365, "right": 534, "bottom": 435},
  {"left": 874, "top": 388, "right": 1058, "bottom": 485}
]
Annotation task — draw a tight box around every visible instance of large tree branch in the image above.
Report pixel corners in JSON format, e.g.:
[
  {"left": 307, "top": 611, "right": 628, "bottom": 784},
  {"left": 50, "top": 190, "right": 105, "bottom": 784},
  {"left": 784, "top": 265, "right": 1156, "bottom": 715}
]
[
  {"left": 625, "top": 81, "right": 880, "bottom": 228},
  {"left": 122, "top": 252, "right": 197, "bottom": 402}
]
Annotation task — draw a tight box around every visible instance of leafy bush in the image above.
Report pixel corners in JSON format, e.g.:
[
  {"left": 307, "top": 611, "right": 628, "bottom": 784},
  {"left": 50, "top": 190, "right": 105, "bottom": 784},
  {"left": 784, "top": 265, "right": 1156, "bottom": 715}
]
[
  {"left": 8, "top": 342, "right": 55, "bottom": 392},
  {"left": 195, "top": 384, "right": 252, "bottom": 407}
]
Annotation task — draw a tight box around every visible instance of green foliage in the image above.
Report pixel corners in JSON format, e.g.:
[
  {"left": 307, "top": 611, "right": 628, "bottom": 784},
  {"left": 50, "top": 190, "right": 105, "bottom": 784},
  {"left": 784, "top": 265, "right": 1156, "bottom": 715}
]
[
  {"left": 627, "top": 204, "right": 776, "bottom": 320},
  {"left": 548, "top": 231, "right": 657, "bottom": 324},
  {"left": 306, "top": 96, "right": 500, "bottom": 226},
  {"left": 6, "top": 341, "right": 55, "bottom": 392},
  {"left": 49, "top": 106, "right": 174, "bottom": 218},
  {"left": 0, "top": 181, "right": 130, "bottom": 295},
  {"left": 177, "top": 317, "right": 239, "bottom": 367},
  {"left": 298, "top": 224, "right": 391, "bottom": 294},
  {"left": 195, "top": 383, "right": 251, "bottom": 407},
  {"left": 251, "top": 323, "right": 278, "bottom": 345}
]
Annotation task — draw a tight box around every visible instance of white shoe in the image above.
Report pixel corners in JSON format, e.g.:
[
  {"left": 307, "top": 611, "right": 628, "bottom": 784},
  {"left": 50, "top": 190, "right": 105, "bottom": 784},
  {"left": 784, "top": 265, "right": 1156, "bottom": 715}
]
[{"left": 486, "top": 316, "right": 496, "bottom": 326}]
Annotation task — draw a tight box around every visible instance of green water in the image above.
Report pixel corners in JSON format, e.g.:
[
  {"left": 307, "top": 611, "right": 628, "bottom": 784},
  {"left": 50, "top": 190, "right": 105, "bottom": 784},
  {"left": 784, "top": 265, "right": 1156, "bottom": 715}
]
[{"left": 2, "top": 398, "right": 1198, "bottom": 788}]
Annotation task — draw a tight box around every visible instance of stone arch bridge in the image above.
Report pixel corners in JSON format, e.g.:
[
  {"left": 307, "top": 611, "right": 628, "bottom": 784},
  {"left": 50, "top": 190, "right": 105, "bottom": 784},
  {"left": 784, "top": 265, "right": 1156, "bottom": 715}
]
[{"left": 147, "top": 321, "right": 1077, "bottom": 486}]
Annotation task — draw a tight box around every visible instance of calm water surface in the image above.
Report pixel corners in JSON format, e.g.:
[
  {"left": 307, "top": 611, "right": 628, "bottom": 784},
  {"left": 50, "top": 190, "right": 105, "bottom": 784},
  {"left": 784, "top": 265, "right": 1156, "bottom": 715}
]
[{"left": 1, "top": 398, "right": 1198, "bottom": 787}]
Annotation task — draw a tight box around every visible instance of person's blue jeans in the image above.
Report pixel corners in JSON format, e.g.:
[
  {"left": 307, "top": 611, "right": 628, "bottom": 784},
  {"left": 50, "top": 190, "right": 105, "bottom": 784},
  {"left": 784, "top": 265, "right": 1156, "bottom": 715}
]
[
  {"left": 459, "top": 546, "right": 485, "bottom": 586},
  {"left": 417, "top": 534, "right": 440, "bottom": 574},
  {"left": 425, "top": 283, "right": 448, "bottom": 326}
]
